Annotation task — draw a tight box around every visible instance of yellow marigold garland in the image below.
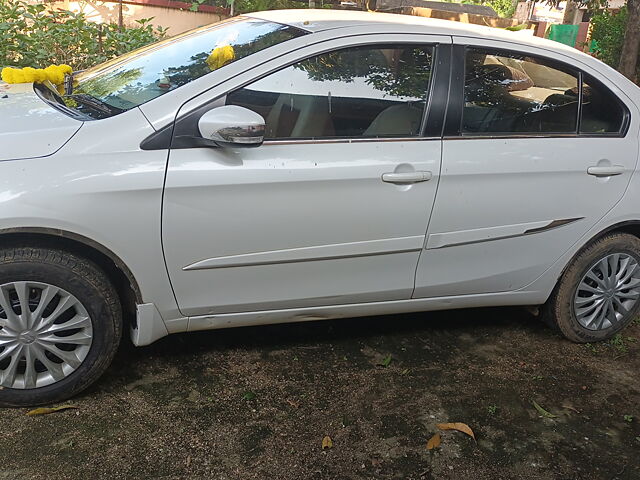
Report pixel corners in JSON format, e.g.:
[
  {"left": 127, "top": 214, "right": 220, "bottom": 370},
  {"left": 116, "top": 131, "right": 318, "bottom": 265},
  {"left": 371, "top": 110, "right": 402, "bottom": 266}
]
[
  {"left": 1, "top": 64, "right": 73, "bottom": 85},
  {"left": 206, "top": 45, "right": 235, "bottom": 71}
]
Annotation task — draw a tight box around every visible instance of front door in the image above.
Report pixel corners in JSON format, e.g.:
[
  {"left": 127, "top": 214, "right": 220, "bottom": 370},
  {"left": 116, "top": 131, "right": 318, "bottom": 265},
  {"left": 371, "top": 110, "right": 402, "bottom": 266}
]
[{"left": 163, "top": 40, "right": 449, "bottom": 316}]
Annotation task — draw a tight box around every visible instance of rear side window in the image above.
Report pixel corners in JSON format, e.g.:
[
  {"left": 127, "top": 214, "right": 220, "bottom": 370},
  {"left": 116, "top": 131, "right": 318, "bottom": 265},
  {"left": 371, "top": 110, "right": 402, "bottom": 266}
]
[
  {"left": 580, "top": 76, "right": 626, "bottom": 134},
  {"left": 226, "top": 44, "right": 434, "bottom": 139},
  {"left": 463, "top": 48, "right": 579, "bottom": 134}
]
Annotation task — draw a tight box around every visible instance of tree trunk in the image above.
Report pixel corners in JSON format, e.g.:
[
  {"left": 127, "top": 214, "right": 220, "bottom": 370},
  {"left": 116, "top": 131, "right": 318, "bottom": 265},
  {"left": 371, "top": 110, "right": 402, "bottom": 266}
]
[
  {"left": 118, "top": 0, "right": 123, "bottom": 31},
  {"left": 562, "top": 0, "right": 579, "bottom": 24},
  {"left": 619, "top": 0, "right": 640, "bottom": 82}
]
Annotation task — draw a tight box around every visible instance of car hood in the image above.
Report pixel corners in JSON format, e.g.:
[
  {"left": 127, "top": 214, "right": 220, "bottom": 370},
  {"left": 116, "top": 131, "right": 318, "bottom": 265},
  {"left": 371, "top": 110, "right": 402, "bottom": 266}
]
[{"left": 0, "top": 82, "right": 82, "bottom": 161}]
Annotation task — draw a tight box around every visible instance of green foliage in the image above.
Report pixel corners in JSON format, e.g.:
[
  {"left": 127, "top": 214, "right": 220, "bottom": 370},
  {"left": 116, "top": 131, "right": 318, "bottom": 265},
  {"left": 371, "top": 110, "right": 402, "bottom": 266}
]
[
  {"left": 191, "top": 0, "right": 316, "bottom": 14},
  {"left": 590, "top": 7, "right": 628, "bottom": 70},
  {"left": 242, "top": 391, "right": 257, "bottom": 401},
  {"left": 234, "top": 0, "right": 328, "bottom": 14},
  {"left": 190, "top": 0, "right": 209, "bottom": 11},
  {"left": 0, "top": 0, "right": 166, "bottom": 70},
  {"left": 607, "top": 333, "right": 635, "bottom": 354},
  {"left": 460, "top": 0, "right": 517, "bottom": 18}
]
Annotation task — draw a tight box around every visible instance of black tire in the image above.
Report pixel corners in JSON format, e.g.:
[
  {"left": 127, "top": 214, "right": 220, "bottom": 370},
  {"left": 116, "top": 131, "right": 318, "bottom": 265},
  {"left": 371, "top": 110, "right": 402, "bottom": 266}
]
[
  {"left": 543, "top": 233, "right": 640, "bottom": 343},
  {"left": 0, "top": 246, "right": 121, "bottom": 407}
]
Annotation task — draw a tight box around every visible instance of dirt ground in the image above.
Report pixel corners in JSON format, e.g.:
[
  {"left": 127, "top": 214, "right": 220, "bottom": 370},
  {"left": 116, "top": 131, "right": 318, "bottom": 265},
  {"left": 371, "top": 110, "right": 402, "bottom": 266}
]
[{"left": 0, "top": 307, "right": 639, "bottom": 480}]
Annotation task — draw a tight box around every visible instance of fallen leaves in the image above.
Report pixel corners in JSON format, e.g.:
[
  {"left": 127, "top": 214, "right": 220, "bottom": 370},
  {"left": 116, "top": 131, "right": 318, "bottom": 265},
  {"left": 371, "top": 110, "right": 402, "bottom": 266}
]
[
  {"left": 26, "top": 405, "right": 78, "bottom": 416},
  {"left": 561, "top": 404, "right": 581, "bottom": 414},
  {"left": 532, "top": 400, "right": 558, "bottom": 419},
  {"left": 436, "top": 422, "right": 476, "bottom": 440},
  {"left": 426, "top": 432, "right": 441, "bottom": 450},
  {"left": 377, "top": 354, "right": 392, "bottom": 368},
  {"left": 321, "top": 435, "right": 333, "bottom": 449},
  {"left": 426, "top": 422, "right": 475, "bottom": 451}
]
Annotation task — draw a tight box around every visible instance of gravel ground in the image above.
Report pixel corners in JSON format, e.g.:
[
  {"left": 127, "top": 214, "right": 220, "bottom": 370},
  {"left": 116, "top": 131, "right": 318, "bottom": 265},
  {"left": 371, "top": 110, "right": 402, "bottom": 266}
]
[{"left": 0, "top": 307, "right": 639, "bottom": 480}]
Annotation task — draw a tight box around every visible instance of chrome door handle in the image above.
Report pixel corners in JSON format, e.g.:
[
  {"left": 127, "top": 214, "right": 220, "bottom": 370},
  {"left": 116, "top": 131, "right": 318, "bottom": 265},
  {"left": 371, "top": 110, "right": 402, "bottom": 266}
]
[
  {"left": 587, "top": 165, "right": 625, "bottom": 177},
  {"left": 382, "top": 171, "right": 432, "bottom": 184}
]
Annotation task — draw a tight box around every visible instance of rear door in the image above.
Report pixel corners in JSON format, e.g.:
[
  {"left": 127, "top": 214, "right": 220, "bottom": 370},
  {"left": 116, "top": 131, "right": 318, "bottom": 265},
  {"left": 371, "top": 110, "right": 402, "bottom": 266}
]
[
  {"left": 414, "top": 40, "right": 639, "bottom": 298},
  {"left": 162, "top": 36, "right": 451, "bottom": 316}
]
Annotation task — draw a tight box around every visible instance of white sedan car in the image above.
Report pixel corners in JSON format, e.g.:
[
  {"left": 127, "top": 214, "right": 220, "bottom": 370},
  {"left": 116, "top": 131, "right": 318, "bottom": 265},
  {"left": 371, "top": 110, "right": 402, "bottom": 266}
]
[{"left": 1, "top": 10, "right": 639, "bottom": 406}]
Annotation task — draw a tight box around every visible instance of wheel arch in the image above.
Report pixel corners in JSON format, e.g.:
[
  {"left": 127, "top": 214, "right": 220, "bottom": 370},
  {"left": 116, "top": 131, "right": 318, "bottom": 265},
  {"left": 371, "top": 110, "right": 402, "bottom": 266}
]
[
  {"left": 548, "top": 220, "right": 640, "bottom": 299},
  {"left": 0, "top": 227, "right": 142, "bottom": 324},
  {"left": 592, "top": 220, "right": 640, "bottom": 241}
]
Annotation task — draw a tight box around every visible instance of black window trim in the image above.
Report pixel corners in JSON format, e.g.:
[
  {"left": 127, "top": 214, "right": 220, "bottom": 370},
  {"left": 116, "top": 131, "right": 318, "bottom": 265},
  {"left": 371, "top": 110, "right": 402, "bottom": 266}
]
[
  {"left": 579, "top": 72, "right": 630, "bottom": 137},
  {"left": 142, "top": 40, "right": 452, "bottom": 150},
  {"left": 443, "top": 44, "right": 630, "bottom": 140}
]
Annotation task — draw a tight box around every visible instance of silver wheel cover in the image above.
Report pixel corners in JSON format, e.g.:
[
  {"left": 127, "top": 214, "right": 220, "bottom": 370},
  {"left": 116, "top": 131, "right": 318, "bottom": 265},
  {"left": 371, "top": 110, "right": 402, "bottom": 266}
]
[
  {"left": 0, "top": 281, "right": 93, "bottom": 389},
  {"left": 574, "top": 253, "right": 640, "bottom": 331}
]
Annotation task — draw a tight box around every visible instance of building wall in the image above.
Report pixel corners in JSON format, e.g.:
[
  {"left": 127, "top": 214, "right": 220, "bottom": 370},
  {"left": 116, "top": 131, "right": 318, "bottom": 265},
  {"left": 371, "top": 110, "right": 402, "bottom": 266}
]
[{"left": 44, "top": 1, "right": 229, "bottom": 35}]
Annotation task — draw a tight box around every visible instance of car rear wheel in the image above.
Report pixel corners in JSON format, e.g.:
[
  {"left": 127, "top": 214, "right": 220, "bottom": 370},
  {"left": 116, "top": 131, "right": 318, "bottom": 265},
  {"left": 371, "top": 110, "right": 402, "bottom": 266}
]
[
  {"left": 0, "top": 246, "right": 121, "bottom": 407},
  {"left": 544, "top": 233, "right": 640, "bottom": 343}
]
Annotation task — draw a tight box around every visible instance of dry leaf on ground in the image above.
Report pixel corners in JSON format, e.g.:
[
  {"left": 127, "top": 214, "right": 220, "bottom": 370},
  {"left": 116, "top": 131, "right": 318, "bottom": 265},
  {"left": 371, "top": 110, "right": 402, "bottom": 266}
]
[
  {"left": 561, "top": 404, "right": 581, "bottom": 414},
  {"left": 26, "top": 405, "right": 78, "bottom": 416},
  {"left": 426, "top": 432, "right": 441, "bottom": 450},
  {"left": 532, "top": 400, "right": 558, "bottom": 419},
  {"left": 436, "top": 422, "right": 476, "bottom": 440}
]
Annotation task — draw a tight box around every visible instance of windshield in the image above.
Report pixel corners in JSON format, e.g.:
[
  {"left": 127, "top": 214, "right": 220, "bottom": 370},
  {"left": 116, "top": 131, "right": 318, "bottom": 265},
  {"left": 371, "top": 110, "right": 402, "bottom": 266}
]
[{"left": 55, "top": 17, "right": 307, "bottom": 119}]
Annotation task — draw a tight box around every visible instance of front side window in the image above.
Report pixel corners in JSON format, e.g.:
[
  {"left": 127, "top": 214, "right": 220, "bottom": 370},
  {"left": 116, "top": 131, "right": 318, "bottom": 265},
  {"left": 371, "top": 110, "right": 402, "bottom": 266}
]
[
  {"left": 41, "top": 17, "right": 307, "bottom": 119},
  {"left": 463, "top": 48, "right": 579, "bottom": 134},
  {"left": 226, "top": 44, "right": 434, "bottom": 140}
]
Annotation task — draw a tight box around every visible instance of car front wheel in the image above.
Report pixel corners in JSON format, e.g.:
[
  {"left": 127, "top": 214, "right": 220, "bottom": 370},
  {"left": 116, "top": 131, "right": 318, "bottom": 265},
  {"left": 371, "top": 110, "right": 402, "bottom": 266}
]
[
  {"left": 544, "top": 232, "right": 640, "bottom": 343},
  {"left": 0, "top": 246, "right": 121, "bottom": 407}
]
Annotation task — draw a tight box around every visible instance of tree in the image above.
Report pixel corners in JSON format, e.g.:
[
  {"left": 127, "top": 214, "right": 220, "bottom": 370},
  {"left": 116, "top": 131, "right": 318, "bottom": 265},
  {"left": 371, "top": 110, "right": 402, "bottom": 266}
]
[
  {"left": 548, "top": 0, "right": 639, "bottom": 82},
  {"left": 618, "top": 0, "right": 640, "bottom": 81},
  {"left": 562, "top": 0, "right": 580, "bottom": 23}
]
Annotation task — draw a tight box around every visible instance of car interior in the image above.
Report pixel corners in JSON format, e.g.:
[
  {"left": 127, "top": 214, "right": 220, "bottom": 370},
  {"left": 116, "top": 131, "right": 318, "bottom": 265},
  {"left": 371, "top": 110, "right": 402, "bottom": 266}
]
[
  {"left": 463, "top": 49, "right": 624, "bottom": 135},
  {"left": 226, "top": 46, "right": 432, "bottom": 140},
  {"left": 463, "top": 50, "right": 579, "bottom": 134}
]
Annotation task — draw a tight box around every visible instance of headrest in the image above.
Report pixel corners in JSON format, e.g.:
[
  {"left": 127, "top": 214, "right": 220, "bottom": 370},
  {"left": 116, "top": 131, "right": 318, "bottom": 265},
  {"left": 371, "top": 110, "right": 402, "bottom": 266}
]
[{"left": 474, "top": 64, "right": 534, "bottom": 92}]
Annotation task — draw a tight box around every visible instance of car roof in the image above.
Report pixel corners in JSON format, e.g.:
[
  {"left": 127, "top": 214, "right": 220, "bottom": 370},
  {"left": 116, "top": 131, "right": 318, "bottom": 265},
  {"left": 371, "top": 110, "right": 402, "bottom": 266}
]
[{"left": 246, "top": 9, "right": 583, "bottom": 58}]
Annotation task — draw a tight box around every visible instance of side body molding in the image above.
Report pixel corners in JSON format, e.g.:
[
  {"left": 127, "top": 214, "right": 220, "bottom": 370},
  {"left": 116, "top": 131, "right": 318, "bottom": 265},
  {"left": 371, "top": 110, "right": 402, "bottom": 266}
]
[
  {"left": 183, "top": 236, "right": 426, "bottom": 271},
  {"left": 426, "top": 218, "right": 583, "bottom": 249}
]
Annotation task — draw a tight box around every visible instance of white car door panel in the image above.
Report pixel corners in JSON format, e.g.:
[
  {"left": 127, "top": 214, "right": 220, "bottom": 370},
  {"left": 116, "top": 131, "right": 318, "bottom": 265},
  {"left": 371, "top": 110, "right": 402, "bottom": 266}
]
[
  {"left": 162, "top": 37, "right": 450, "bottom": 316},
  {"left": 414, "top": 41, "right": 639, "bottom": 298},
  {"left": 164, "top": 141, "right": 440, "bottom": 315}
]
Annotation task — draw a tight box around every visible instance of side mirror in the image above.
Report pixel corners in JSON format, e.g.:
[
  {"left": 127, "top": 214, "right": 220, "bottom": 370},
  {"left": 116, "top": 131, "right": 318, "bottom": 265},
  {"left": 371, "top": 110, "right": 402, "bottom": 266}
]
[{"left": 198, "top": 105, "right": 265, "bottom": 148}]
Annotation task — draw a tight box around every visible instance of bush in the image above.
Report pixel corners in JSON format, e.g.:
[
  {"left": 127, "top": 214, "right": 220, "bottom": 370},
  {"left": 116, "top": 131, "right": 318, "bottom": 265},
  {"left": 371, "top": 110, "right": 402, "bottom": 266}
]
[
  {"left": 461, "top": 0, "right": 517, "bottom": 18},
  {"left": 0, "top": 0, "right": 166, "bottom": 70},
  {"left": 590, "top": 7, "right": 629, "bottom": 70}
]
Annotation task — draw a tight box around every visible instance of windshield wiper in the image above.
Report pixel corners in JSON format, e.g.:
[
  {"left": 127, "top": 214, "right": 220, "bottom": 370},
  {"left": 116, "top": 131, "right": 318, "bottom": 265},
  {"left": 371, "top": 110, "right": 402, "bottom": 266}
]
[
  {"left": 67, "top": 93, "right": 124, "bottom": 116},
  {"left": 64, "top": 73, "right": 74, "bottom": 95},
  {"left": 63, "top": 69, "right": 85, "bottom": 95}
]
